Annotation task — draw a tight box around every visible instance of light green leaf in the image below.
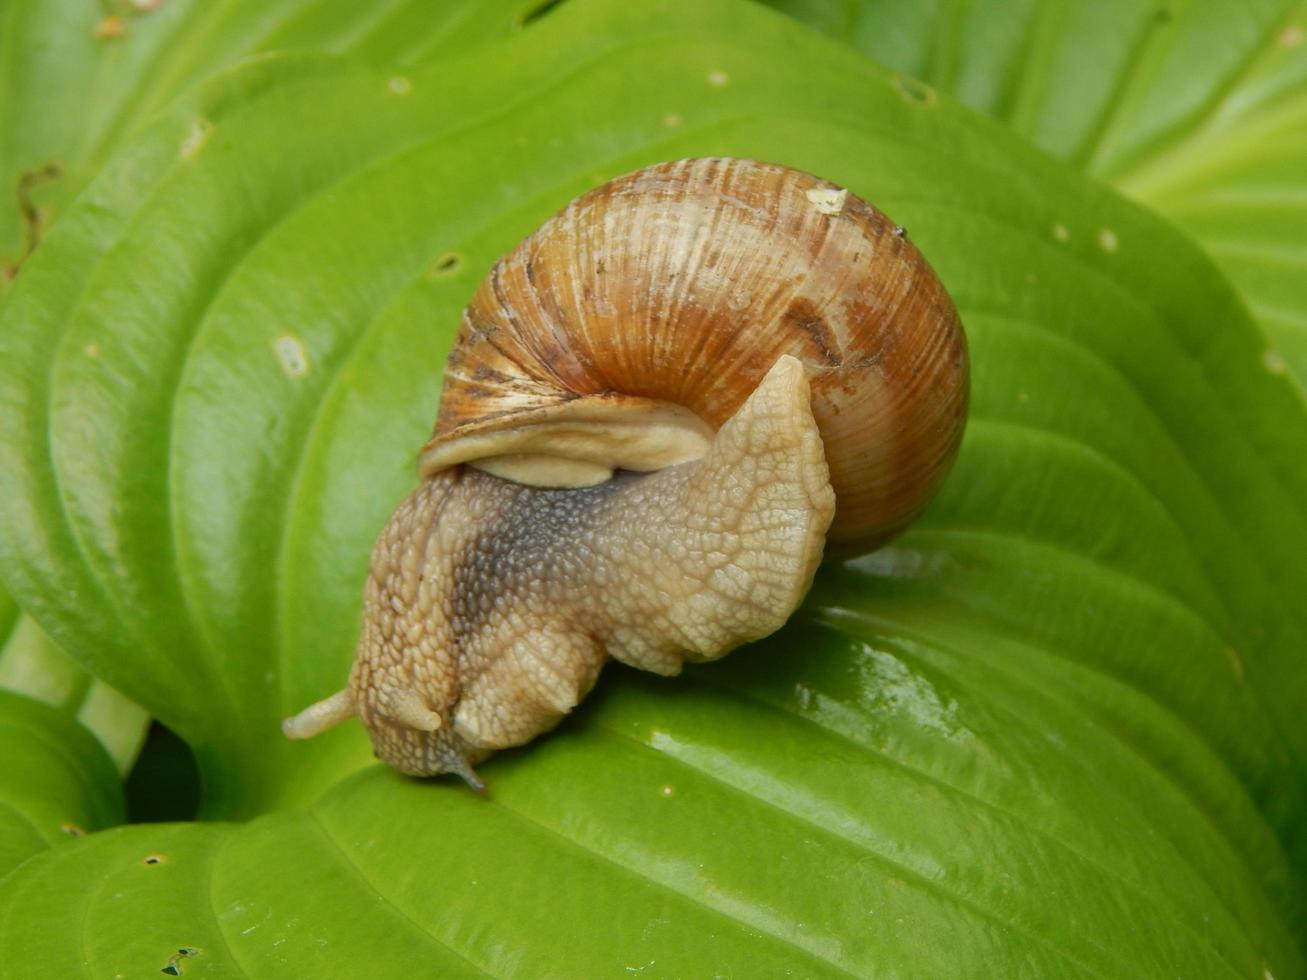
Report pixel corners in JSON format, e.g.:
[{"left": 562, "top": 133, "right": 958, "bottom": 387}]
[
  {"left": 761, "top": 0, "right": 1307, "bottom": 388},
  {"left": 1, "top": 0, "right": 1304, "bottom": 974},
  {"left": 1, "top": 597, "right": 149, "bottom": 775},
  {"left": 0, "top": 0, "right": 554, "bottom": 277},
  {"left": 0, "top": 690, "right": 125, "bottom": 877},
  {"left": 0, "top": 588, "right": 144, "bottom": 873},
  {"left": 0, "top": 727, "right": 1296, "bottom": 978}
]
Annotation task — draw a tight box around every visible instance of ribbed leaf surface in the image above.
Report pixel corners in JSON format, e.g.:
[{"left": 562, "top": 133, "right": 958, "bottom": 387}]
[
  {"left": 0, "top": 0, "right": 1304, "bottom": 975},
  {"left": 0, "top": 0, "right": 545, "bottom": 274},
  {"left": 764, "top": 0, "right": 1307, "bottom": 388}
]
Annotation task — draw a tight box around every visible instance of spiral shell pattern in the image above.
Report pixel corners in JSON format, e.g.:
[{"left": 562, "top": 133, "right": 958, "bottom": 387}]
[{"left": 422, "top": 158, "right": 968, "bottom": 552}]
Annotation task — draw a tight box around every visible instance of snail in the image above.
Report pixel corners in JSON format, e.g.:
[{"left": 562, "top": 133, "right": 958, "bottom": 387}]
[{"left": 283, "top": 158, "right": 968, "bottom": 790}]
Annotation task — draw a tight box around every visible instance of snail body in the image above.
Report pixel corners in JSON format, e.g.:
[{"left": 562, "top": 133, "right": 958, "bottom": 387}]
[{"left": 284, "top": 158, "right": 969, "bottom": 787}]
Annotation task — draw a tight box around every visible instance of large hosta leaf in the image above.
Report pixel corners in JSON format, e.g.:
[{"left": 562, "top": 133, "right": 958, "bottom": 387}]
[
  {"left": 1, "top": 0, "right": 1305, "bottom": 974},
  {"left": 762, "top": 0, "right": 1307, "bottom": 389},
  {"left": 0, "top": 0, "right": 552, "bottom": 277},
  {"left": 0, "top": 587, "right": 143, "bottom": 875},
  {"left": 0, "top": 689, "right": 125, "bottom": 878},
  {"left": 0, "top": 589, "right": 149, "bottom": 776}
]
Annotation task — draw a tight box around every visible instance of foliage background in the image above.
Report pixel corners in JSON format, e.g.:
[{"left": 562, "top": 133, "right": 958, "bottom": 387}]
[{"left": 1, "top": 0, "right": 1305, "bottom": 975}]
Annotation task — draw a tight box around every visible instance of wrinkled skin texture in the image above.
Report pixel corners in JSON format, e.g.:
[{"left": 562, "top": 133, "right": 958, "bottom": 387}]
[{"left": 342, "top": 356, "right": 833, "bottom": 784}]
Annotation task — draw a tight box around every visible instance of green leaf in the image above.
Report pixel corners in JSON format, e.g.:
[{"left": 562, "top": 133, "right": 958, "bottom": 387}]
[
  {"left": 0, "top": 690, "right": 125, "bottom": 877},
  {"left": 0, "top": 722, "right": 1296, "bottom": 978},
  {"left": 0, "top": 0, "right": 552, "bottom": 277},
  {"left": 1, "top": 0, "right": 1305, "bottom": 974},
  {"left": 761, "top": 0, "right": 1307, "bottom": 389},
  {"left": 0, "top": 587, "right": 144, "bottom": 873},
  {"left": 1, "top": 597, "right": 149, "bottom": 775}
]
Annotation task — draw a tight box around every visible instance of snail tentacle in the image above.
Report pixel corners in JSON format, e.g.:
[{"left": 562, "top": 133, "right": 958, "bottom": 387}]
[{"left": 282, "top": 687, "right": 354, "bottom": 740}]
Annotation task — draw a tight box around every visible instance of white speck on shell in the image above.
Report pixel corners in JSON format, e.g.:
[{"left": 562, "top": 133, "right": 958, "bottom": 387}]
[
  {"left": 805, "top": 187, "right": 848, "bottom": 216},
  {"left": 1052, "top": 223, "right": 1070, "bottom": 243},
  {"left": 1280, "top": 24, "right": 1303, "bottom": 48},
  {"left": 707, "top": 70, "right": 729, "bottom": 87},
  {"left": 1263, "top": 348, "right": 1288, "bottom": 375},
  {"left": 1097, "top": 228, "right": 1119, "bottom": 253},
  {"left": 388, "top": 76, "right": 412, "bottom": 96}
]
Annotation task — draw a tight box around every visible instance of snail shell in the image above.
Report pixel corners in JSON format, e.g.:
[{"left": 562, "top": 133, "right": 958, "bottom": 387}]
[
  {"left": 422, "top": 157, "right": 967, "bottom": 552},
  {"left": 283, "top": 158, "right": 969, "bottom": 786}
]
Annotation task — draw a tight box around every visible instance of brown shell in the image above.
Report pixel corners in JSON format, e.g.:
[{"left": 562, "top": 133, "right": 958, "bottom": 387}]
[{"left": 421, "top": 158, "right": 969, "bottom": 553}]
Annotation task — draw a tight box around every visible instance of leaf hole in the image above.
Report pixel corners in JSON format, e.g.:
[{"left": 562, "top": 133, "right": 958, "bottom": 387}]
[
  {"left": 892, "top": 75, "right": 936, "bottom": 106},
  {"left": 161, "top": 947, "right": 200, "bottom": 975},
  {"left": 519, "top": 0, "right": 567, "bottom": 27},
  {"left": 431, "top": 252, "right": 464, "bottom": 278}
]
